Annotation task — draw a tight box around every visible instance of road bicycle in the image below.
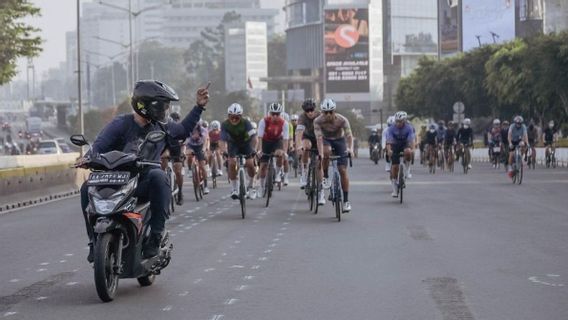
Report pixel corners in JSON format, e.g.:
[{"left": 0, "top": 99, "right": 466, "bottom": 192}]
[
  {"left": 545, "top": 144, "right": 557, "bottom": 168},
  {"left": 511, "top": 145, "right": 524, "bottom": 185},
  {"left": 263, "top": 153, "right": 276, "bottom": 207},
  {"left": 234, "top": 154, "right": 247, "bottom": 219},
  {"left": 187, "top": 151, "right": 204, "bottom": 202},
  {"left": 328, "top": 152, "right": 352, "bottom": 222},
  {"left": 397, "top": 152, "right": 406, "bottom": 204},
  {"left": 304, "top": 149, "right": 320, "bottom": 214}
]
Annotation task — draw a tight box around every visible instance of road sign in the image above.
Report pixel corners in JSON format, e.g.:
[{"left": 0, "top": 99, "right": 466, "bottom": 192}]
[{"left": 453, "top": 101, "right": 465, "bottom": 113}]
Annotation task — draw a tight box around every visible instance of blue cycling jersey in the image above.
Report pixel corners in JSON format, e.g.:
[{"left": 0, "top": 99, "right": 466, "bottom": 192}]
[{"left": 386, "top": 123, "right": 415, "bottom": 147}]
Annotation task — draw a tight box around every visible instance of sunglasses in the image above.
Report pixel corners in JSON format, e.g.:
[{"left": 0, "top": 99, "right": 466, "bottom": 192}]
[
  {"left": 229, "top": 115, "right": 241, "bottom": 121},
  {"left": 305, "top": 109, "right": 315, "bottom": 113},
  {"left": 270, "top": 113, "right": 281, "bottom": 116},
  {"left": 323, "top": 111, "right": 334, "bottom": 115}
]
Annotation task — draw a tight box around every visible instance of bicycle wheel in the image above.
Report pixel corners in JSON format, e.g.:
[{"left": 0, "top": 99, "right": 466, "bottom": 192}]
[
  {"left": 265, "top": 162, "right": 274, "bottom": 207},
  {"left": 517, "top": 154, "right": 523, "bottom": 185},
  {"left": 334, "top": 172, "right": 341, "bottom": 222},
  {"left": 192, "top": 164, "right": 200, "bottom": 202},
  {"left": 239, "top": 169, "right": 246, "bottom": 219},
  {"left": 314, "top": 177, "right": 321, "bottom": 214},
  {"left": 398, "top": 164, "right": 404, "bottom": 204},
  {"left": 552, "top": 154, "right": 557, "bottom": 168},
  {"left": 307, "top": 166, "right": 315, "bottom": 211}
]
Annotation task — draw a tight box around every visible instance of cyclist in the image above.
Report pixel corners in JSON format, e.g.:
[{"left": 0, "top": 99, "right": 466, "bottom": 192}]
[
  {"left": 507, "top": 115, "right": 529, "bottom": 177},
  {"left": 436, "top": 120, "right": 446, "bottom": 148},
  {"left": 425, "top": 124, "right": 438, "bottom": 166},
  {"left": 386, "top": 111, "right": 415, "bottom": 197},
  {"left": 444, "top": 121, "right": 457, "bottom": 164},
  {"left": 368, "top": 128, "right": 380, "bottom": 159},
  {"left": 488, "top": 119, "right": 502, "bottom": 167},
  {"left": 543, "top": 120, "right": 558, "bottom": 158},
  {"left": 160, "top": 112, "right": 186, "bottom": 205},
  {"left": 258, "top": 102, "right": 290, "bottom": 194},
  {"left": 314, "top": 98, "right": 353, "bottom": 212},
  {"left": 526, "top": 120, "right": 538, "bottom": 159},
  {"left": 220, "top": 103, "right": 258, "bottom": 199},
  {"left": 456, "top": 118, "right": 474, "bottom": 169},
  {"left": 288, "top": 114, "right": 299, "bottom": 177},
  {"left": 208, "top": 120, "right": 223, "bottom": 177},
  {"left": 185, "top": 119, "right": 210, "bottom": 194},
  {"left": 382, "top": 116, "right": 395, "bottom": 172},
  {"left": 501, "top": 120, "right": 510, "bottom": 165},
  {"left": 418, "top": 124, "right": 427, "bottom": 164}
]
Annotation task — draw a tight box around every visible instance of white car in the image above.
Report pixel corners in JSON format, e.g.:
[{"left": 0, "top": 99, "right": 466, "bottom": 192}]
[{"left": 37, "top": 140, "right": 62, "bottom": 155}]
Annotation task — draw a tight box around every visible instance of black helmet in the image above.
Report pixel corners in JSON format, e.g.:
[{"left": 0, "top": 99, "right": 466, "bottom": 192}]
[
  {"left": 302, "top": 98, "right": 316, "bottom": 111},
  {"left": 131, "top": 80, "right": 179, "bottom": 124}
]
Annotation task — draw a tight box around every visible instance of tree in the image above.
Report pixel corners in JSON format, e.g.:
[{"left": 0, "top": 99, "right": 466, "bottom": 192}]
[
  {"left": 0, "top": 0, "right": 42, "bottom": 85},
  {"left": 267, "top": 34, "right": 287, "bottom": 90}
]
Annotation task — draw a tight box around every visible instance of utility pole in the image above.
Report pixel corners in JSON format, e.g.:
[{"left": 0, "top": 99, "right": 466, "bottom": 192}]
[{"left": 77, "top": 0, "right": 84, "bottom": 155}]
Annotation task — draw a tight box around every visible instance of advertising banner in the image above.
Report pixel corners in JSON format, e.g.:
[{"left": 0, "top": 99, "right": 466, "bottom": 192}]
[
  {"left": 439, "top": 0, "right": 460, "bottom": 55},
  {"left": 462, "top": 0, "right": 515, "bottom": 51},
  {"left": 324, "top": 8, "right": 369, "bottom": 94}
]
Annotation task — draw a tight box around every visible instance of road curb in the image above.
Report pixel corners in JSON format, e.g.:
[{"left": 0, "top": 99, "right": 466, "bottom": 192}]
[{"left": 0, "top": 189, "right": 80, "bottom": 215}]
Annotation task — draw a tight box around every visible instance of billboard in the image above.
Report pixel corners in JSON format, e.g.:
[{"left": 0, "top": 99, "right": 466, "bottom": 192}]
[
  {"left": 462, "top": 0, "right": 515, "bottom": 51},
  {"left": 439, "top": 0, "right": 460, "bottom": 55},
  {"left": 324, "top": 8, "right": 369, "bottom": 94}
]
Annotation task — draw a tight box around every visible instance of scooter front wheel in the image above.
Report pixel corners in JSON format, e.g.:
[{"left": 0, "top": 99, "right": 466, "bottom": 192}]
[{"left": 94, "top": 233, "right": 120, "bottom": 302}]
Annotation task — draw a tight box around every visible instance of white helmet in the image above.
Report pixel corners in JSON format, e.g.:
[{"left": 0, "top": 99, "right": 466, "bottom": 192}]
[
  {"left": 210, "top": 120, "right": 221, "bottom": 130},
  {"left": 394, "top": 111, "right": 408, "bottom": 121},
  {"left": 320, "top": 98, "right": 336, "bottom": 111},
  {"left": 463, "top": 118, "right": 471, "bottom": 125},
  {"left": 513, "top": 115, "right": 523, "bottom": 124},
  {"left": 268, "top": 102, "right": 284, "bottom": 113},
  {"left": 493, "top": 118, "right": 500, "bottom": 126},
  {"left": 387, "top": 116, "right": 395, "bottom": 126},
  {"left": 291, "top": 114, "right": 299, "bottom": 121},
  {"left": 228, "top": 103, "right": 243, "bottom": 115},
  {"left": 251, "top": 121, "right": 258, "bottom": 130},
  {"left": 201, "top": 120, "right": 209, "bottom": 128}
]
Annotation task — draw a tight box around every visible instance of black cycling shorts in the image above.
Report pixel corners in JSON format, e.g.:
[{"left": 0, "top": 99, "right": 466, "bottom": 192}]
[
  {"left": 260, "top": 139, "right": 283, "bottom": 163},
  {"left": 390, "top": 143, "right": 409, "bottom": 165},
  {"left": 187, "top": 144, "right": 206, "bottom": 162},
  {"left": 228, "top": 141, "right": 255, "bottom": 158},
  {"left": 323, "top": 137, "right": 347, "bottom": 166}
]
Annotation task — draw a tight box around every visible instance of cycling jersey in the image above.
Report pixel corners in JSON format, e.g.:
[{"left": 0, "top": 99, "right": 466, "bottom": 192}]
[
  {"left": 501, "top": 128, "right": 509, "bottom": 145},
  {"left": 444, "top": 128, "right": 456, "bottom": 145},
  {"left": 508, "top": 124, "right": 527, "bottom": 143},
  {"left": 386, "top": 123, "right": 415, "bottom": 147},
  {"left": 186, "top": 125, "right": 208, "bottom": 147},
  {"left": 527, "top": 126, "right": 538, "bottom": 144},
  {"left": 489, "top": 127, "right": 501, "bottom": 144},
  {"left": 543, "top": 127, "right": 556, "bottom": 143},
  {"left": 314, "top": 113, "right": 352, "bottom": 140},
  {"left": 297, "top": 111, "right": 321, "bottom": 139},
  {"left": 368, "top": 134, "right": 380, "bottom": 145},
  {"left": 425, "top": 131, "right": 437, "bottom": 145},
  {"left": 457, "top": 127, "right": 473, "bottom": 145},
  {"left": 209, "top": 129, "right": 221, "bottom": 143},
  {"left": 258, "top": 116, "right": 289, "bottom": 142},
  {"left": 221, "top": 119, "right": 256, "bottom": 145},
  {"left": 436, "top": 127, "right": 446, "bottom": 143}
]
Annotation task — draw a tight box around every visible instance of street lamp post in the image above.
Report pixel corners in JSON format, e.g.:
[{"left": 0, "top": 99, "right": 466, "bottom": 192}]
[{"left": 76, "top": 0, "right": 84, "bottom": 156}]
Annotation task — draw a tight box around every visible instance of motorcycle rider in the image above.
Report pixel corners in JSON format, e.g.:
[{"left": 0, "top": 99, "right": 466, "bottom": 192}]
[
  {"left": 78, "top": 80, "right": 209, "bottom": 262},
  {"left": 368, "top": 128, "right": 380, "bottom": 159}
]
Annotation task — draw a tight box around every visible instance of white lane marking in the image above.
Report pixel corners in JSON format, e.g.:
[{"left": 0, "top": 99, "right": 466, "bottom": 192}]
[
  {"left": 269, "top": 243, "right": 278, "bottom": 248},
  {"left": 224, "top": 298, "right": 239, "bottom": 305},
  {"left": 258, "top": 257, "right": 268, "bottom": 261},
  {"left": 253, "top": 220, "right": 260, "bottom": 223},
  {"left": 194, "top": 278, "right": 203, "bottom": 284},
  {"left": 547, "top": 274, "right": 560, "bottom": 277},
  {"left": 179, "top": 230, "right": 185, "bottom": 233},
  {"left": 529, "top": 276, "right": 565, "bottom": 287},
  {"left": 66, "top": 282, "right": 78, "bottom": 286},
  {"left": 230, "top": 265, "right": 245, "bottom": 269},
  {"left": 286, "top": 217, "right": 292, "bottom": 221},
  {"left": 178, "top": 291, "right": 189, "bottom": 297},
  {"left": 171, "top": 234, "right": 177, "bottom": 237},
  {"left": 277, "top": 233, "right": 285, "bottom": 236},
  {"left": 36, "top": 296, "right": 48, "bottom": 301},
  {"left": 280, "top": 227, "right": 287, "bottom": 231},
  {"left": 283, "top": 222, "right": 290, "bottom": 225},
  {"left": 38, "top": 262, "right": 49, "bottom": 266},
  {"left": 192, "top": 223, "right": 199, "bottom": 226},
  {"left": 36, "top": 268, "right": 47, "bottom": 272},
  {"left": 243, "top": 275, "right": 255, "bottom": 281},
  {"left": 72, "top": 269, "right": 79, "bottom": 272},
  {"left": 229, "top": 245, "right": 236, "bottom": 249},
  {"left": 234, "top": 240, "right": 241, "bottom": 244},
  {"left": 210, "top": 315, "right": 224, "bottom": 320},
  {"left": 178, "top": 224, "right": 185, "bottom": 227},
  {"left": 162, "top": 305, "right": 173, "bottom": 311},
  {"left": 3, "top": 312, "right": 18, "bottom": 317},
  {"left": 64, "top": 253, "right": 74, "bottom": 257},
  {"left": 234, "top": 285, "right": 249, "bottom": 291},
  {"left": 264, "top": 249, "right": 272, "bottom": 254},
  {"left": 289, "top": 213, "right": 295, "bottom": 216},
  {"left": 204, "top": 268, "right": 215, "bottom": 272},
  {"left": 185, "top": 226, "right": 192, "bottom": 230},
  {"left": 251, "top": 265, "right": 261, "bottom": 270},
  {"left": 9, "top": 279, "right": 20, "bottom": 283},
  {"left": 59, "top": 260, "right": 67, "bottom": 263},
  {"left": 222, "top": 253, "right": 227, "bottom": 256},
  {"left": 272, "top": 238, "right": 280, "bottom": 242},
  {"left": 217, "top": 260, "right": 224, "bottom": 263}
]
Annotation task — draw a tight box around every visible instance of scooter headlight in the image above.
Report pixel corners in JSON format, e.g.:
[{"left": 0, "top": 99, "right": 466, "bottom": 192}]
[{"left": 90, "top": 179, "right": 137, "bottom": 214}]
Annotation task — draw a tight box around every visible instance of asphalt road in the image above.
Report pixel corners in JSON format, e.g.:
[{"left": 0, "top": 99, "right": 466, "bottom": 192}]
[{"left": 1, "top": 157, "right": 567, "bottom": 320}]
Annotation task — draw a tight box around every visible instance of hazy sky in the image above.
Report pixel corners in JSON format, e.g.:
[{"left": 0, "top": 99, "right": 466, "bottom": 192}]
[{"left": 16, "top": 0, "right": 285, "bottom": 81}]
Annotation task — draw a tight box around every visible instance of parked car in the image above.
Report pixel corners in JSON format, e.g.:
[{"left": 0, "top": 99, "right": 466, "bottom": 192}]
[{"left": 37, "top": 140, "right": 62, "bottom": 155}]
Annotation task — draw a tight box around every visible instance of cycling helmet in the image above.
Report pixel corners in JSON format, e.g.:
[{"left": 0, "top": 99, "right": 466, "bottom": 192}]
[
  {"left": 394, "top": 111, "right": 408, "bottom": 121},
  {"left": 302, "top": 98, "right": 317, "bottom": 111},
  {"left": 493, "top": 118, "right": 500, "bottom": 126},
  {"left": 131, "top": 80, "right": 179, "bottom": 124},
  {"left": 463, "top": 118, "right": 471, "bottom": 125},
  {"left": 268, "top": 102, "right": 284, "bottom": 113},
  {"left": 371, "top": 128, "right": 378, "bottom": 133},
  {"left": 513, "top": 115, "right": 523, "bottom": 124},
  {"left": 251, "top": 121, "right": 258, "bottom": 130},
  {"left": 291, "top": 114, "right": 299, "bottom": 121},
  {"left": 387, "top": 116, "right": 395, "bottom": 126},
  {"left": 201, "top": 120, "right": 209, "bottom": 128},
  {"left": 438, "top": 120, "right": 445, "bottom": 127},
  {"left": 210, "top": 120, "right": 221, "bottom": 130},
  {"left": 170, "top": 112, "right": 180, "bottom": 122},
  {"left": 228, "top": 103, "right": 243, "bottom": 115},
  {"left": 448, "top": 121, "right": 455, "bottom": 127},
  {"left": 429, "top": 124, "right": 436, "bottom": 130},
  {"left": 502, "top": 120, "right": 509, "bottom": 126},
  {"left": 320, "top": 98, "right": 336, "bottom": 111},
  {"left": 549, "top": 120, "right": 555, "bottom": 128}
]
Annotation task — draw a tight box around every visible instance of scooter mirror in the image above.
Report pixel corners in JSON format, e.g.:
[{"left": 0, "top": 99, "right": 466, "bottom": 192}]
[{"left": 70, "top": 134, "right": 89, "bottom": 147}]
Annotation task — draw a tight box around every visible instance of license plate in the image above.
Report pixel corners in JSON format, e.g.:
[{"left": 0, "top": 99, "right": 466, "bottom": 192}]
[
  {"left": 493, "top": 147, "right": 501, "bottom": 152},
  {"left": 88, "top": 172, "right": 130, "bottom": 186}
]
